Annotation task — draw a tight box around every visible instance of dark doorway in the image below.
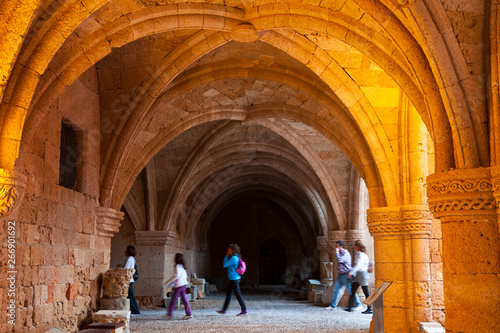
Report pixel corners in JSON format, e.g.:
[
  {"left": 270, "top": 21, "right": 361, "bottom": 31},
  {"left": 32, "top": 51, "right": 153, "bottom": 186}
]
[{"left": 259, "top": 238, "right": 286, "bottom": 285}]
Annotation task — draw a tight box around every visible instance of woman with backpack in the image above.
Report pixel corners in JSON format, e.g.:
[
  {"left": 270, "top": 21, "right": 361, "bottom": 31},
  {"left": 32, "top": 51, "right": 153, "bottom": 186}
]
[
  {"left": 216, "top": 244, "right": 247, "bottom": 316},
  {"left": 163, "top": 253, "right": 193, "bottom": 320},
  {"left": 344, "top": 240, "right": 373, "bottom": 314}
]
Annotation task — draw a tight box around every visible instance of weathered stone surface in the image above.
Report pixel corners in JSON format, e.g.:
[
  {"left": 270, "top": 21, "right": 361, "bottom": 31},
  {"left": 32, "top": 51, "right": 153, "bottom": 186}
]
[
  {"left": 93, "top": 310, "right": 131, "bottom": 330},
  {"left": 100, "top": 297, "right": 130, "bottom": 311},
  {"left": 102, "top": 268, "right": 134, "bottom": 298}
]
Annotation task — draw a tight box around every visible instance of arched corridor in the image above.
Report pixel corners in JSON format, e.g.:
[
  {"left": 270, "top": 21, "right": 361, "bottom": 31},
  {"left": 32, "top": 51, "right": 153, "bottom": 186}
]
[{"left": 0, "top": 0, "right": 499, "bottom": 332}]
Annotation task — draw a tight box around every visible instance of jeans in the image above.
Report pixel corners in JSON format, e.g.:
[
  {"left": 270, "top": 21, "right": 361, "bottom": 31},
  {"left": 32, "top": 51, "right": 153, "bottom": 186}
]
[
  {"left": 222, "top": 280, "right": 246, "bottom": 311},
  {"left": 330, "top": 274, "right": 360, "bottom": 308},
  {"left": 128, "top": 282, "right": 140, "bottom": 314},
  {"left": 167, "top": 285, "right": 192, "bottom": 316}
]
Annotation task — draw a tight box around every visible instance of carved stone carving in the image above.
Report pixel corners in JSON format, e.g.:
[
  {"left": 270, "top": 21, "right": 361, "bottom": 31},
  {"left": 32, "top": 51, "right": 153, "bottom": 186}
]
[
  {"left": 135, "top": 230, "right": 176, "bottom": 245},
  {"left": 427, "top": 168, "right": 496, "bottom": 221},
  {"left": 0, "top": 169, "right": 27, "bottom": 218},
  {"left": 102, "top": 268, "right": 135, "bottom": 298},
  {"left": 367, "top": 205, "right": 432, "bottom": 236},
  {"left": 316, "top": 236, "right": 330, "bottom": 252},
  {"left": 96, "top": 207, "right": 124, "bottom": 237},
  {"left": 320, "top": 262, "right": 334, "bottom": 279}
]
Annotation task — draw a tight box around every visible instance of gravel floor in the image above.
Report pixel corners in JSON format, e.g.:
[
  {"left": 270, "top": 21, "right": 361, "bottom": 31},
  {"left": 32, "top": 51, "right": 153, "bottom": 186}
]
[{"left": 130, "top": 291, "right": 371, "bottom": 332}]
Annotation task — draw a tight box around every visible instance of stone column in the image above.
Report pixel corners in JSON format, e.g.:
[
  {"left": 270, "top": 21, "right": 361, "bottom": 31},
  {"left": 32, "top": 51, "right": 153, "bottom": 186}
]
[
  {"left": 427, "top": 168, "right": 500, "bottom": 333},
  {"left": 317, "top": 236, "right": 333, "bottom": 286},
  {"left": 367, "top": 205, "right": 433, "bottom": 333},
  {"left": 134, "top": 231, "right": 176, "bottom": 306}
]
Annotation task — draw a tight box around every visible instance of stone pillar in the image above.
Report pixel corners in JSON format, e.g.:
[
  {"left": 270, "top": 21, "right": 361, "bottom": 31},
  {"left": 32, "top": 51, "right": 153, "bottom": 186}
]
[
  {"left": 427, "top": 168, "right": 500, "bottom": 333},
  {"left": 316, "top": 236, "right": 333, "bottom": 286},
  {"left": 367, "top": 205, "right": 433, "bottom": 333},
  {"left": 134, "top": 231, "right": 176, "bottom": 306}
]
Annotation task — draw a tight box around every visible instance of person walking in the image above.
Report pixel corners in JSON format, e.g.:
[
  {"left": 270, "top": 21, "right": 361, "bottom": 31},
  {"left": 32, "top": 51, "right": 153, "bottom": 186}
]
[
  {"left": 324, "top": 240, "right": 362, "bottom": 311},
  {"left": 163, "top": 253, "right": 193, "bottom": 320},
  {"left": 124, "top": 246, "right": 140, "bottom": 315},
  {"left": 216, "top": 244, "right": 247, "bottom": 316},
  {"left": 344, "top": 240, "right": 372, "bottom": 314}
]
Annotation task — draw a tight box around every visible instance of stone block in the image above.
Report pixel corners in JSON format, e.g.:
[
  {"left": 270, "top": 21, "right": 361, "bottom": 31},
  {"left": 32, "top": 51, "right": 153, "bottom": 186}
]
[
  {"left": 197, "top": 289, "right": 205, "bottom": 299},
  {"left": 93, "top": 310, "right": 130, "bottom": 331},
  {"left": 164, "top": 296, "right": 180, "bottom": 309},
  {"left": 100, "top": 297, "right": 130, "bottom": 311},
  {"left": 102, "top": 268, "right": 134, "bottom": 298},
  {"left": 306, "top": 279, "right": 321, "bottom": 291},
  {"left": 87, "top": 322, "right": 124, "bottom": 333},
  {"left": 313, "top": 291, "right": 326, "bottom": 305},
  {"left": 419, "top": 322, "right": 445, "bottom": 333},
  {"left": 311, "top": 284, "right": 326, "bottom": 291}
]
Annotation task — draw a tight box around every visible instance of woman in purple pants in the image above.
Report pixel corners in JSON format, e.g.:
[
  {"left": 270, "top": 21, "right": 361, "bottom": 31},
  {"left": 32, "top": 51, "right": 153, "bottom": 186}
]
[{"left": 163, "top": 253, "right": 193, "bottom": 320}]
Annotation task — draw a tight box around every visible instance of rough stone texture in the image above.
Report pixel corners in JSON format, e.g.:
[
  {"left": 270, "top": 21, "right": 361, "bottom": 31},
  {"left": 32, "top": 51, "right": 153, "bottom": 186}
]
[
  {"left": 100, "top": 297, "right": 130, "bottom": 311},
  {"left": 93, "top": 310, "right": 131, "bottom": 330},
  {"left": 102, "top": 268, "right": 134, "bottom": 298}
]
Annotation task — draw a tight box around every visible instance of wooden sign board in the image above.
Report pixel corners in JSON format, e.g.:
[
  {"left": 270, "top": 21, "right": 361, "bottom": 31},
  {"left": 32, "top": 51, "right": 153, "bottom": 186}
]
[{"left": 363, "top": 281, "right": 392, "bottom": 306}]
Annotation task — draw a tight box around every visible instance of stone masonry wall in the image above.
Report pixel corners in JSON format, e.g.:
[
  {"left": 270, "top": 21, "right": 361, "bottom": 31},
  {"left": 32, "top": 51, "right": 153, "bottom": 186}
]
[{"left": 0, "top": 67, "right": 107, "bottom": 333}]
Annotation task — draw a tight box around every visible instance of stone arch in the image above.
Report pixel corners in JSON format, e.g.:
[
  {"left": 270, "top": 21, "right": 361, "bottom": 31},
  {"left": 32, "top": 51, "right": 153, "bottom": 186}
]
[
  {"left": 163, "top": 147, "right": 334, "bottom": 235},
  {"left": 157, "top": 119, "right": 349, "bottom": 233},
  {"left": 3, "top": 1, "right": 458, "bottom": 176}
]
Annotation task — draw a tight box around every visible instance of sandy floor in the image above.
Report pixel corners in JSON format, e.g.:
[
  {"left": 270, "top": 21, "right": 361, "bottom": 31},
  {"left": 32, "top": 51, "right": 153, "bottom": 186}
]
[{"left": 130, "top": 290, "right": 372, "bottom": 332}]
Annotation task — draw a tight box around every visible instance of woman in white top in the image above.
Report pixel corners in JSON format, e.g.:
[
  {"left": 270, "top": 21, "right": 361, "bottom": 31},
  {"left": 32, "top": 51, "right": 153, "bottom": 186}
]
[
  {"left": 124, "top": 246, "right": 140, "bottom": 315},
  {"left": 163, "top": 253, "right": 193, "bottom": 320},
  {"left": 345, "top": 240, "right": 372, "bottom": 314}
]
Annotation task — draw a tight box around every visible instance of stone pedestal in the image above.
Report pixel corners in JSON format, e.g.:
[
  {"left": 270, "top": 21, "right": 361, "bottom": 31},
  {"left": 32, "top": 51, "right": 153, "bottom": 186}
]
[
  {"left": 428, "top": 168, "right": 500, "bottom": 333},
  {"left": 367, "top": 205, "right": 434, "bottom": 333},
  {"left": 100, "top": 297, "right": 130, "bottom": 311},
  {"left": 100, "top": 268, "right": 134, "bottom": 315}
]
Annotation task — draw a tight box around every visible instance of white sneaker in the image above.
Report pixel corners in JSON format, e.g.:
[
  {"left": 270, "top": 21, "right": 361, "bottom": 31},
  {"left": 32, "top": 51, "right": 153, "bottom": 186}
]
[
  {"left": 354, "top": 305, "right": 365, "bottom": 311},
  {"left": 324, "top": 306, "right": 336, "bottom": 311},
  {"left": 182, "top": 315, "right": 193, "bottom": 320}
]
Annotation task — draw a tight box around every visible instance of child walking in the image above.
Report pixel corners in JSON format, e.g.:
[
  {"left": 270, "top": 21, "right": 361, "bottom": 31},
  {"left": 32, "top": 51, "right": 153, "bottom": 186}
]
[{"left": 163, "top": 253, "right": 193, "bottom": 320}]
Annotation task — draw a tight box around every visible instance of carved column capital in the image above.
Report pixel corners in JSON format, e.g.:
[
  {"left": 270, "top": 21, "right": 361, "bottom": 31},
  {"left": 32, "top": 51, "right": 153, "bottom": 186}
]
[
  {"left": 491, "top": 166, "right": 500, "bottom": 211},
  {"left": 96, "top": 207, "right": 124, "bottom": 237},
  {"left": 316, "top": 235, "right": 330, "bottom": 250},
  {"left": 367, "top": 205, "right": 432, "bottom": 236},
  {"left": 135, "top": 230, "right": 176, "bottom": 246},
  {"left": 0, "top": 169, "right": 27, "bottom": 218},
  {"left": 427, "top": 168, "right": 496, "bottom": 222},
  {"left": 345, "top": 229, "right": 365, "bottom": 247},
  {"left": 328, "top": 230, "right": 347, "bottom": 244}
]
